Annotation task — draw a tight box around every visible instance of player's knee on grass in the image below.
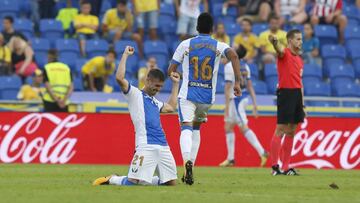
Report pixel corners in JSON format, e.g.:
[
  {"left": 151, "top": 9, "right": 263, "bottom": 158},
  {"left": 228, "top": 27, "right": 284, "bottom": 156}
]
[{"left": 163, "top": 180, "right": 176, "bottom": 186}]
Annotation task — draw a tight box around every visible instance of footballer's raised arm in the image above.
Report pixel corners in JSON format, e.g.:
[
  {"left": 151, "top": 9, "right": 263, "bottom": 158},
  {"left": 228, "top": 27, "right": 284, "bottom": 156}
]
[{"left": 116, "top": 46, "right": 134, "bottom": 93}]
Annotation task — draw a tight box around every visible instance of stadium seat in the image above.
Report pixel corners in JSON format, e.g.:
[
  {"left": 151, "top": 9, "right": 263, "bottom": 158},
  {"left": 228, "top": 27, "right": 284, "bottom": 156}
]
[
  {"left": 212, "top": 3, "right": 224, "bottom": 18},
  {"left": 302, "top": 77, "right": 321, "bottom": 85},
  {"left": 247, "top": 63, "right": 259, "bottom": 79},
  {"left": 304, "top": 81, "right": 331, "bottom": 96},
  {"left": 75, "top": 59, "right": 87, "bottom": 76},
  {"left": 251, "top": 80, "right": 268, "bottom": 95},
  {"left": 34, "top": 52, "right": 48, "bottom": 69},
  {"left": 328, "top": 64, "right": 355, "bottom": 80},
  {"left": 307, "top": 101, "right": 339, "bottom": 107},
  {"left": 161, "top": 78, "right": 173, "bottom": 93},
  {"left": 100, "top": 0, "right": 112, "bottom": 16},
  {"left": 59, "top": 52, "right": 78, "bottom": 72},
  {"left": 55, "top": 39, "right": 80, "bottom": 57},
  {"left": 314, "top": 25, "right": 338, "bottom": 45},
  {"left": 343, "top": 4, "right": 360, "bottom": 24},
  {"left": 85, "top": 39, "right": 109, "bottom": 58},
  {"left": 333, "top": 81, "right": 360, "bottom": 97},
  {"left": 39, "top": 19, "right": 64, "bottom": 44},
  {"left": 0, "top": 76, "right": 22, "bottom": 89},
  {"left": 343, "top": 101, "right": 360, "bottom": 107},
  {"left": 31, "top": 38, "right": 50, "bottom": 52},
  {"left": 344, "top": 25, "right": 360, "bottom": 41},
  {"left": 0, "top": 89, "right": 19, "bottom": 100},
  {"left": 0, "top": 0, "right": 19, "bottom": 18},
  {"left": 224, "top": 22, "right": 242, "bottom": 37},
  {"left": 14, "top": 19, "right": 34, "bottom": 39},
  {"left": 160, "top": 2, "right": 175, "bottom": 17},
  {"left": 264, "top": 63, "right": 277, "bottom": 78},
  {"left": 347, "top": 44, "right": 360, "bottom": 61},
  {"left": 321, "top": 44, "right": 346, "bottom": 59},
  {"left": 73, "top": 77, "right": 84, "bottom": 91},
  {"left": 253, "top": 23, "right": 269, "bottom": 35},
  {"left": 266, "top": 76, "right": 278, "bottom": 95},
  {"left": 354, "top": 59, "right": 360, "bottom": 78},
  {"left": 144, "top": 40, "right": 169, "bottom": 69},
  {"left": 303, "top": 63, "right": 322, "bottom": 80},
  {"left": 159, "top": 17, "right": 177, "bottom": 40}
]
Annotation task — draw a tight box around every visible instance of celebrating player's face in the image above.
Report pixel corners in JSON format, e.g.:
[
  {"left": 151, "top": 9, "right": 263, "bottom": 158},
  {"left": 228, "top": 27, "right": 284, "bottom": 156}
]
[{"left": 146, "top": 78, "right": 164, "bottom": 96}]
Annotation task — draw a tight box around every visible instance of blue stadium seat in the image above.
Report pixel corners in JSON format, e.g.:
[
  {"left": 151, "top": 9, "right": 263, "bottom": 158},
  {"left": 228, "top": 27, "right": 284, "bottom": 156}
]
[
  {"left": 303, "top": 63, "right": 322, "bottom": 80},
  {"left": 31, "top": 38, "right": 50, "bottom": 52},
  {"left": 144, "top": 40, "right": 169, "bottom": 69},
  {"left": 314, "top": 25, "right": 338, "bottom": 45},
  {"left": 347, "top": 44, "right": 360, "bottom": 61},
  {"left": 212, "top": 3, "right": 224, "bottom": 18},
  {"left": 216, "top": 75, "right": 225, "bottom": 94},
  {"left": 328, "top": 64, "right": 355, "bottom": 80},
  {"left": 172, "top": 40, "right": 181, "bottom": 54},
  {"left": 330, "top": 77, "right": 354, "bottom": 93},
  {"left": 0, "top": 76, "right": 22, "bottom": 89},
  {"left": 344, "top": 25, "right": 360, "bottom": 41},
  {"left": 251, "top": 80, "right": 268, "bottom": 95},
  {"left": 161, "top": 78, "right": 173, "bottom": 93},
  {"left": 34, "top": 52, "right": 48, "bottom": 69},
  {"left": 75, "top": 59, "right": 87, "bottom": 76},
  {"left": 59, "top": 52, "right": 78, "bottom": 72},
  {"left": 264, "top": 63, "right": 277, "bottom": 78},
  {"left": 73, "top": 77, "right": 84, "bottom": 91},
  {"left": 215, "top": 16, "right": 236, "bottom": 24},
  {"left": 253, "top": 23, "right": 269, "bottom": 35},
  {"left": 307, "top": 101, "right": 339, "bottom": 107},
  {"left": 266, "top": 76, "right": 278, "bottom": 95},
  {"left": 343, "top": 5, "right": 360, "bottom": 24},
  {"left": 55, "top": 39, "right": 80, "bottom": 56},
  {"left": 343, "top": 101, "right": 360, "bottom": 107},
  {"left": 321, "top": 44, "right": 346, "bottom": 59},
  {"left": 39, "top": 19, "right": 64, "bottom": 44},
  {"left": 302, "top": 77, "right": 321, "bottom": 85},
  {"left": 354, "top": 59, "right": 360, "bottom": 78},
  {"left": 0, "top": 0, "right": 19, "bottom": 18},
  {"left": 0, "top": 89, "right": 19, "bottom": 100},
  {"left": 100, "top": 0, "right": 112, "bottom": 16},
  {"left": 85, "top": 39, "right": 109, "bottom": 58},
  {"left": 160, "top": 3, "right": 175, "bottom": 17},
  {"left": 333, "top": 81, "right": 360, "bottom": 97},
  {"left": 14, "top": 19, "right": 34, "bottom": 39},
  {"left": 159, "top": 17, "right": 177, "bottom": 40},
  {"left": 304, "top": 81, "right": 331, "bottom": 96},
  {"left": 224, "top": 22, "right": 241, "bottom": 37}
]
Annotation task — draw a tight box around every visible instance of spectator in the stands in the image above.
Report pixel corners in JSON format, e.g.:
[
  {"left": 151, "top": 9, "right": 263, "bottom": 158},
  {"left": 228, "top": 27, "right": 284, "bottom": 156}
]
[
  {"left": 43, "top": 49, "right": 73, "bottom": 112},
  {"left": 56, "top": 0, "right": 79, "bottom": 37},
  {"left": 233, "top": 18, "right": 260, "bottom": 63},
  {"left": 81, "top": 50, "right": 117, "bottom": 92},
  {"left": 2, "top": 16, "right": 28, "bottom": 44},
  {"left": 274, "top": 0, "right": 307, "bottom": 26},
  {"left": 17, "top": 69, "right": 45, "bottom": 101},
  {"left": 0, "top": 33, "right": 12, "bottom": 75},
  {"left": 175, "top": 0, "right": 209, "bottom": 40},
  {"left": 302, "top": 23, "right": 321, "bottom": 65},
  {"left": 74, "top": 1, "right": 99, "bottom": 57},
  {"left": 80, "top": 0, "right": 102, "bottom": 16},
  {"left": 7, "top": 36, "right": 38, "bottom": 83},
  {"left": 310, "top": 0, "right": 347, "bottom": 44},
  {"left": 237, "top": 0, "right": 273, "bottom": 23},
  {"left": 132, "top": 0, "right": 160, "bottom": 40},
  {"left": 259, "top": 15, "right": 287, "bottom": 64},
  {"left": 212, "top": 23, "right": 230, "bottom": 45},
  {"left": 102, "top": 0, "right": 143, "bottom": 57},
  {"left": 138, "top": 57, "right": 159, "bottom": 89},
  {"left": 222, "top": 0, "right": 247, "bottom": 16}
]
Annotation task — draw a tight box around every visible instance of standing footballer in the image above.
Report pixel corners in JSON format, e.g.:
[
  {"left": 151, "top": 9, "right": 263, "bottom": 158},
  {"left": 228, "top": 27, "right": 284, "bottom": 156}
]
[{"left": 268, "top": 29, "right": 305, "bottom": 176}]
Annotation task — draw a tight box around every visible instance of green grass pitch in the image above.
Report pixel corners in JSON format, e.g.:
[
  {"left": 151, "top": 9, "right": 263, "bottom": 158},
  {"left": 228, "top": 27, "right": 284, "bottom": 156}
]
[{"left": 1, "top": 164, "right": 359, "bottom": 203}]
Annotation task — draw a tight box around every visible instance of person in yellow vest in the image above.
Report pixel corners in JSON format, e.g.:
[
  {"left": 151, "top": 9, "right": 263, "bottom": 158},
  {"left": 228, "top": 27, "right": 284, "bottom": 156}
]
[
  {"left": 73, "top": 1, "right": 99, "bottom": 57},
  {"left": 81, "top": 50, "right": 117, "bottom": 92},
  {"left": 132, "top": 0, "right": 160, "bottom": 40},
  {"left": 43, "top": 50, "right": 74, "bottom": 112},
  {"left": 17, "top": 69, "right": 45, "bottom": 101},
  {"left": 102, "top": 0, "right": 143, "bottom": 58}
]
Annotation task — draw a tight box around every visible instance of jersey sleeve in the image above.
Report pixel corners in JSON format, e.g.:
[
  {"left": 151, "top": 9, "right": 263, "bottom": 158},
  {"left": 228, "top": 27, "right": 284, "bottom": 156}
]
[
  {"left": 218, "top": 42, "right": 230, "bottom": 57},
  {"left": 224, "top": 63, "right": 234, "bottom": 83},
  {"left": 171, "top": 41, "right": 187, "bottom": 65},
  {"left": 122, "top": 85, "right": 141, "bottom": 102}
]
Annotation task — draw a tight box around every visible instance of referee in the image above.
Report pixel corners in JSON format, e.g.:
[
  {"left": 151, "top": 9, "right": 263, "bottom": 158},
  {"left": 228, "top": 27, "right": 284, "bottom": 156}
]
[{"left": 268, "top": 29, "right": 305, "bottom": 176}]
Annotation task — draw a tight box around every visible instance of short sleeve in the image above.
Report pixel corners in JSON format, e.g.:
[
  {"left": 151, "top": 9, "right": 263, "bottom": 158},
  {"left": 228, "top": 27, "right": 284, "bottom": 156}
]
[
  {"left": 218, "top": 41, "right": 230, "bottom": 57},
  {"left": 122, "top": 85, "right": 141, "bottom": 101},
  {"left": 171, "top": 41, "right": 187, "bottom": 65},
  {"left": 153, "top": 97, "right": 164, "bottom": 111},
  {"left": 224, "top": 63, "right": 234, "bottom": 83}
]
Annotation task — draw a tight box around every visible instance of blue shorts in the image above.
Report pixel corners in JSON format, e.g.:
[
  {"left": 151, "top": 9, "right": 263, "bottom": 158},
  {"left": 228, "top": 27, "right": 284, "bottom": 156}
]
[
  {"left": 176, "top": 14, "right": 197, "bottom": 36},
  {"left": 136, "top": 10, "right": 159, "bottom": 29}
]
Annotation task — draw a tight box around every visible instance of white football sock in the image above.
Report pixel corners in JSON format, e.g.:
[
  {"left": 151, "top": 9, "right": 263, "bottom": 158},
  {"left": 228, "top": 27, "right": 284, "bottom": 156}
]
[
  {"left": 180, "top": 128, "right": 193, "bottom": 161},
  {"left": 244, "top": 129, "right": 265, "bottom": 156},
  {"left": 109, "top": 175, "right": 127, "bottom": 185},
  {"left": 190, "top": 130, "right": 201, "bottom": 164},
  {"left": 226, "top": 132, "right": 235, "bottom": 160}
]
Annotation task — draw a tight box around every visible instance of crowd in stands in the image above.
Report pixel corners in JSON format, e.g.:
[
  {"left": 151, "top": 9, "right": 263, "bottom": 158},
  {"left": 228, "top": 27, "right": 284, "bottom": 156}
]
[{"left": 0, "top": 0, "right": 359, "bottom": 107}]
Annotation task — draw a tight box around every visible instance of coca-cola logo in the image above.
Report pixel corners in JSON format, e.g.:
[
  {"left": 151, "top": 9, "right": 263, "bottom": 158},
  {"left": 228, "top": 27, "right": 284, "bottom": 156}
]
[
  {"left": 0, "top": 113, "right": 86, "bottom": 164},
  {"left": 291, "top": 119, "right": 360, "bottom": 169}
]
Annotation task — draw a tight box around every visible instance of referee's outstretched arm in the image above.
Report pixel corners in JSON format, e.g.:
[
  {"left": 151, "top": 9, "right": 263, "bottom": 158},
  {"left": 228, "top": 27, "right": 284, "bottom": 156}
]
[{"left": 268, "top": 35, "right": 285, "bottom": 58}]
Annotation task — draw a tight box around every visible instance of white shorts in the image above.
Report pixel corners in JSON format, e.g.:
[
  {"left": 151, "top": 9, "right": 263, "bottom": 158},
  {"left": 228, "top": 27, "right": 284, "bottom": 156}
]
[
  {"left": 178, "top": 98, "right": 212, "bottom": 123},
  {"left": 127, "top": 145, "right": 177, "bottom": 184},
  {"left": 225, "top": 97, "right": 249, "bottom": 125}
]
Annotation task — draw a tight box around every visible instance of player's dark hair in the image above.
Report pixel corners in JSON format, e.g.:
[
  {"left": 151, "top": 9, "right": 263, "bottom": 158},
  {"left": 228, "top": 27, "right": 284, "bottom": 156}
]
[
  {"left": 148, "top": 69, "right": 165, "bottom": 82},
  {"left": 117, "top": 0, "right": 127, "bottom": 5},
  {"left": 107, "top": 49, "right": 117, "bottom": 58},
  {"left": 3, "top": 16, "right": 14, "bottom": 24},
  {"left": 196, "top": 12, "right": 213, "bottom": 34},
  {"left": 287, "top": 29, "right": 302, "bottom": 40},
  {"left": 236, "top": 45, "right": 247, "bottom": 59},
  {"left": 242, "top": 18, "right": 253, "bottom": 26}
]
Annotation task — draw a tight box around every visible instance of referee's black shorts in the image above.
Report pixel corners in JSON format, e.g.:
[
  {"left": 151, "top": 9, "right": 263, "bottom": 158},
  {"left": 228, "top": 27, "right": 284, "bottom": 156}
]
[{"left": 276, "top": 88, "right": 305, "bottom": 124}]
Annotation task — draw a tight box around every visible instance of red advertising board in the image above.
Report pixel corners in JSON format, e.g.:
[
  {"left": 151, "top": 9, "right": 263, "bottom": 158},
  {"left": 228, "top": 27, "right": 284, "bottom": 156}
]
[{"left": 0, "top": 112, "right": 359, "bottom": 169}]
